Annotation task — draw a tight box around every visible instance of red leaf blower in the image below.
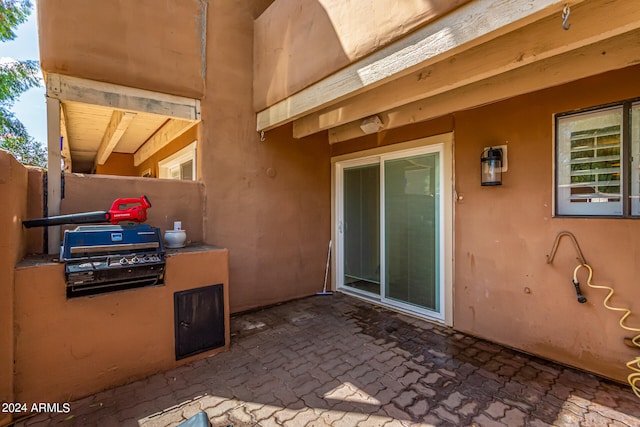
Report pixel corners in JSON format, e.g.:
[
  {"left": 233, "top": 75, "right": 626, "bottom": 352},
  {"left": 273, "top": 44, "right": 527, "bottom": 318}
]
[{"left": 23, "top": 196, "right": 152, "bottom": 228}]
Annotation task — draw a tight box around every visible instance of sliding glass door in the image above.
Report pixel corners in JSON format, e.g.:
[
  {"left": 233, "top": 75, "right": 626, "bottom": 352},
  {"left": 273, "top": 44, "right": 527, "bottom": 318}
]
[{"left": 337, "top": 144, "right": 445, "bottom": 319}]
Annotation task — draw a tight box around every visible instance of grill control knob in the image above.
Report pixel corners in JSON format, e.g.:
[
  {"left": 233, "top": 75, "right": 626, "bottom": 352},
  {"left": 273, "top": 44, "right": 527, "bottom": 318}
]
[
  {"left": 131, "top": 257, "right": 140, "bottom": 264},
  {"left": 119, "top": 258, "right": 129, "bottom": 265}
]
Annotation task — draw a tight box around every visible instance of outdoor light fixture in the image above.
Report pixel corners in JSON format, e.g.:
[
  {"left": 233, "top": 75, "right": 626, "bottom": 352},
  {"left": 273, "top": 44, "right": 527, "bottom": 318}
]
[
  {"left": 481, "top": 147, "right": 503, "bottom": 186},
  {"left": 360, "top": 115, "right": 384, "bottom": 134}
]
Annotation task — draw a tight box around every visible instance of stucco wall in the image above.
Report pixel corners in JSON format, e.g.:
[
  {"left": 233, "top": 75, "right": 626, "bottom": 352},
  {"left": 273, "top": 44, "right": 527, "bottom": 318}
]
[
  {"left": 36, "top": 0, "right": 206, "bottom": 99},
  {"left": 201, "top": 1, "right": 331, "bottom": 313},
  {"left": 330, "top": 65, "right": 640, "bottom": 383},
  {"left": 453, "top": 66, "right": 640, "bottom": 383},
  {"left": 0, "top": 151, "right": 28, "bottom": 426},
  {"left": 95, "top": 153, "right": 137, "bottom": 176},
  {"left": 59, "top": 173, "right": 205, "bottom": 244},
  {"left": 253, "top": 0, "right": 470, "bottom": 110},
  {"left": 14, "top": 247, "right": 229, "bottom": 404}
]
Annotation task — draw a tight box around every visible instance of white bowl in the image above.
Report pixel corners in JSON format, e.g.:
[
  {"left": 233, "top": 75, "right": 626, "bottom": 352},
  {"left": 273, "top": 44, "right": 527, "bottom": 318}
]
[{"left": 164, "top": 230, "right": 187, "bottom": 248}]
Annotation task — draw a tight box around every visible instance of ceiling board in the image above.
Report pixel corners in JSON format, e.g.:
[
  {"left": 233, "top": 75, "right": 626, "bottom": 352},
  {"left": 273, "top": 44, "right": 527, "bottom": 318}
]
[{"left": 62, "top": 100, "right": 177, "bottom": 170}]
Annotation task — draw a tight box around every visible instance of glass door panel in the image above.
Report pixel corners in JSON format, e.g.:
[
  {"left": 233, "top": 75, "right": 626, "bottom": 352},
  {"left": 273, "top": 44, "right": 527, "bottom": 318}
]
[
  {"left": 384, "top": 153, "right": 439, "bottom": 311},
  {"left": 343, "top": 164, "right": 380, "bottom": 295}
]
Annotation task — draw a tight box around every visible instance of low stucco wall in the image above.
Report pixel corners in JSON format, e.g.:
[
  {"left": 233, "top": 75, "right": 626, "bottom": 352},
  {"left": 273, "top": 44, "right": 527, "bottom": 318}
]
[
  {"left": 0, "top": 151, "right": 28, "bottom": 426},
  {"left": 60, "top": 173, "right": 205, "bottom": 244},
  {"left": 14, "top": 246, "right": 229, "bottom": 405}
]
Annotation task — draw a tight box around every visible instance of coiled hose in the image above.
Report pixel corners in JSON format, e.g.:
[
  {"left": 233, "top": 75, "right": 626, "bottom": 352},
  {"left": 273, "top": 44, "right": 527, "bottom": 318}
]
[{"left": 573, "top": 263, "right": 640, "bottom": 398}]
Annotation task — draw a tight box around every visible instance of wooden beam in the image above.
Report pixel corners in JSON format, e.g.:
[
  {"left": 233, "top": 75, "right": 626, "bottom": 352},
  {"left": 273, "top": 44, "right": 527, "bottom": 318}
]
[
  {"left": 329, "top": 30, "right": 640, "bottom": 143},
  {"left": 59, "top": 103, "right": 72, "bottom": 172},
  {"left": 294, "top": 0, "right": 640, "bottom": 138},
  {"left": 46, "top": 73, "right": 201, "bottom": 121},
  {"left": 94, "top": 111, "right": 136, "bottom": 168},
  {"left": 46, "top": 96, "right": 61, "bottom": 254},
  {"left": 133, "top": 119, "right": 196, "bottom": 167},
  {"left": 256, "top": 0, "right": 584, "bottom": 132}
]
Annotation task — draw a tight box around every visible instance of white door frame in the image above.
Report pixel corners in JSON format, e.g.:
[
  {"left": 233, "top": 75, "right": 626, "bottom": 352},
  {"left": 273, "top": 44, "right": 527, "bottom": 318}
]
[{"left": 331, "top": 133, "right": 454, "bottom": 325}]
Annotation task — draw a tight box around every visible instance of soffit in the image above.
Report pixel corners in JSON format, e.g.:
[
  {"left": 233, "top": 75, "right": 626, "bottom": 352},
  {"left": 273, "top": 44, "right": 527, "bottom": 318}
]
[
  {"left": 47, "top": 74, "right": 202, "bottom": 174},
  {"left": 63, "top": 101, "right": 169, "bottom": 169}
]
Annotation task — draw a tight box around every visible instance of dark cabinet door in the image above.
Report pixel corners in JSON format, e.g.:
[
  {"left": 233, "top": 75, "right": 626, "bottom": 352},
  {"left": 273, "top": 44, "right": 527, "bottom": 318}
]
[{"left": 174, "top": 284, "right": 225, "bottom": 360}]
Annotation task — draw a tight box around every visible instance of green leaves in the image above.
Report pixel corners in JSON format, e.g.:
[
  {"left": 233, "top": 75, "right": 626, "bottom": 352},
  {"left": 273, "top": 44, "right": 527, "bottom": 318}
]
[
  {"left": 0, "top": 133, "right": 46, "bottom": 167},
  {"left": 0, "top": 0, "right": 44, "bottom": 167},
  {"left": 0, "top": 59, "right": 40, "bottom": 103},
  {"left": 0, "top": 59, "right": 40, "bottom": 141},
  {"left": 0, "top": 0, "right": 32, "bottom": 41}
]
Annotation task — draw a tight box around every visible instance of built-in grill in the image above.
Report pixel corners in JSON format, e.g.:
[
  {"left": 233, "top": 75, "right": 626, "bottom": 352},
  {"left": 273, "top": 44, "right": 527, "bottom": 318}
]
[{"left": 61, "top": 224, "right": 165, "bottom": 297}]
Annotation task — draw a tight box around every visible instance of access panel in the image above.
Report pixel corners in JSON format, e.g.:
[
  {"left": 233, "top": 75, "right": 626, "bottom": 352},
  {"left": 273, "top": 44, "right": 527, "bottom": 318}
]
[{"left": 174, "top": 284, "right": 225, "bottom": 360}]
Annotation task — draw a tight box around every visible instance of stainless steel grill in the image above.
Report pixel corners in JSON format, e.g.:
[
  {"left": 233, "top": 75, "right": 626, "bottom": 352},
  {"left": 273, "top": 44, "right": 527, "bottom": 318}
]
[{"left": 61, "top": 224, "right": 165, "bottom": 297}]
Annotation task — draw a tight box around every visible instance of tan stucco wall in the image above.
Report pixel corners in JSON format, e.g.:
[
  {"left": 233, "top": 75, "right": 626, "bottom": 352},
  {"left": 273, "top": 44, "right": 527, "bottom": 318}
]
[
  {"left": 331, "top": 65, "right": 640, "bottom": 383},
  {"left": 0, "top": 151, "right": 28, "bottom": 426},
  {"left": 201, "top": 1, "right": 331, "bottom": 313},
  {"left": 95, "top": 153, "right": 137, "bottom": 176},
  {"left": 452, "top": 66, "right": 640, "bottom": 383},
  {"left": 60, "top": 173, "right": 205, "bottom": 244},
  {"left": 36, "top": 0, "right": 206, "bottom": 99},
  {"left": 14, "top": 247, "right": 229, "bottom": 404},
  {"left": 253, "top": 0, "right": 471, "bottom": 110}
]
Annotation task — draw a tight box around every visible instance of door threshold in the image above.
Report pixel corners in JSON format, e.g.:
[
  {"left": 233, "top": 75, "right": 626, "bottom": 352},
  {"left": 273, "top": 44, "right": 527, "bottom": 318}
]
[{"left": 337, "top": 288, "right": 446, "bottom": 325}]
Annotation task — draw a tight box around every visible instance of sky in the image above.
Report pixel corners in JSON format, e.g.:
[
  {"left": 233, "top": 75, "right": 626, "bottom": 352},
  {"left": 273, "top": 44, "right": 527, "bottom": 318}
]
[{"left": 1, "top": 2, "right": 47, "bottom": 144}]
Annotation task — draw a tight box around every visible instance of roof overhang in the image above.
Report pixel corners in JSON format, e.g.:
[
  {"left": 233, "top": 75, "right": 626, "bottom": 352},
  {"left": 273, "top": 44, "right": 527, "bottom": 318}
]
[
  {"left": 45, "top": 73, "right": 201, "bottom": 173},
  {"left": 255, "top": 0, "right": 640, "bottom": 143}
]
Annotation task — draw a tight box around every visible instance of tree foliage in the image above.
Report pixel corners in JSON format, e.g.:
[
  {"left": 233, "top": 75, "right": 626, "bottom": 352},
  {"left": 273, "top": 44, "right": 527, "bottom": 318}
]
[
  {"left": 0, "top": 59, "right": 40, "bottom": 136},
  {"left": 0, "top": 0, "right": 45, "bottom": 167},
  {"left": 0, "top": 0, "right": 32, "bottom": 41},
  {"left": 1, "top": 132, "right": 46, "bottom": 167}
]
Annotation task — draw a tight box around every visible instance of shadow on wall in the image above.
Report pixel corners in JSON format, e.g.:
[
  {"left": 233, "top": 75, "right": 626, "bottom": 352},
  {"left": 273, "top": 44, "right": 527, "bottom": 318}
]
[{"left": 253, "top": 0, "right": 472, "bottom": 110}]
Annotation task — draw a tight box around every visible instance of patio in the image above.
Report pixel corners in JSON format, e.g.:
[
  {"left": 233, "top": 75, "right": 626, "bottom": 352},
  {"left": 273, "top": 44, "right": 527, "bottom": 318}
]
[{"left": 16, "top": 293, "right": 640, "bottom": 427}]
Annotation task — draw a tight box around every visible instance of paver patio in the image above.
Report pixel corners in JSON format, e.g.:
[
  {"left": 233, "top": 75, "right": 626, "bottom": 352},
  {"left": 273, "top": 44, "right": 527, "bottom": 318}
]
[{"left": 15, "top": 293, "right": 640, "bottom": 426}]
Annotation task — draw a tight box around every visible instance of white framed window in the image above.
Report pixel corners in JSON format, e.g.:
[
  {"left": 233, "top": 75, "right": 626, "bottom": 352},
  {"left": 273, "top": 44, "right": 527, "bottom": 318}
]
[
  {"left": 555, "top": 99, "right": 640, "bottom": 217},
  {"left": 158, "top": 141, "right": 196, "bottom": 181}
]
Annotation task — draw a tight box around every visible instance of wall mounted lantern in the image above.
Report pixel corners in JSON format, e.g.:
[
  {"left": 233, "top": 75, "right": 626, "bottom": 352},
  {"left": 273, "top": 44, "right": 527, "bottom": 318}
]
[{"left": 481, "top": 147, "right": 503, "bottom": 186}]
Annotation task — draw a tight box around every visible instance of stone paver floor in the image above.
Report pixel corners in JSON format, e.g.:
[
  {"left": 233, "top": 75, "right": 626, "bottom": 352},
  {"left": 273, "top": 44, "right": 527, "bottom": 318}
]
[{"left": 15, "top": 293, "right": 640, "bottom": 426}]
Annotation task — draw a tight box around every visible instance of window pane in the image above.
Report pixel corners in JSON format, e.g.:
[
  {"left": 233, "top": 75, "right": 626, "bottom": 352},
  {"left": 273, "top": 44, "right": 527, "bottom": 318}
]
[
  {"left": 557, "top": 107, "right": 623, "bottom": 216},
  {"left": 343, "top": 164, "right": 380, "bottom": 295},
  {"left": 385, "top": 153, "right": 439, "bottom": 311},
  {"left": 631, "top": 103, "right": 640, "bottom": 215},
  {"left": 180, "top": 160, "right": 194, "bottom": 181}
]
